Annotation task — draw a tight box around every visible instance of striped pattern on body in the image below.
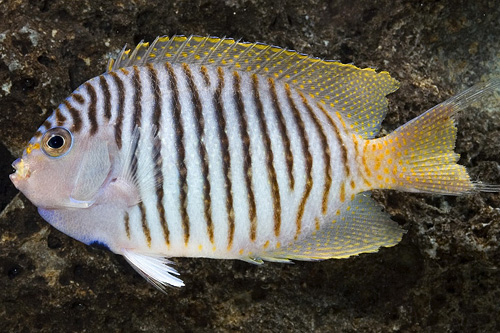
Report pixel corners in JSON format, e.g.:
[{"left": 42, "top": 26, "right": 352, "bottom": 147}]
[{"left": 43, "top": 62, "right": 363, "bottom": 258}]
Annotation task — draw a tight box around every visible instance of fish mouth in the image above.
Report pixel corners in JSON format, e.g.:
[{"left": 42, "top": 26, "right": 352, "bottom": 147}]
[{"left": 10, "top": 158, "right": 30, "bottom": 188}]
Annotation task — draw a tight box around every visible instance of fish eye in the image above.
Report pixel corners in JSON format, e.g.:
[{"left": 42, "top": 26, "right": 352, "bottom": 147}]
[{"left": 41, "top": 127, "right": 73, "bottom": 158}]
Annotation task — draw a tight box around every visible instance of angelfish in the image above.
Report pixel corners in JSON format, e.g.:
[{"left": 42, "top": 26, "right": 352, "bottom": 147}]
[{"left": 10, "top": 35, "right": 500, "bottom": 291}]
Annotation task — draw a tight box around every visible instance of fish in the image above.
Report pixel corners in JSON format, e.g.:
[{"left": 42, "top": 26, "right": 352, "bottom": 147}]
[{"left": 9, "top": 35, "right": 500, "bottom": 291}]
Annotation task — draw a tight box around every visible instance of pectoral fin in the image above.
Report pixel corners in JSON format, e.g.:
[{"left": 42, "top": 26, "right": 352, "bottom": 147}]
[{"left": 71, "top": 138, "right": 111, "bottom": 203}]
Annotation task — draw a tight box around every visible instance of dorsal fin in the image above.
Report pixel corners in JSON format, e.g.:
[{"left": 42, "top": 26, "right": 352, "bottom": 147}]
[{"left": 108, "top": 35, "right": 399, "bottom": 138}]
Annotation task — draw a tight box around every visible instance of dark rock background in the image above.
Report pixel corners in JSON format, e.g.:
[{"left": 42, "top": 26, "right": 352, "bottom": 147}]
[{"left": 1, "top": 0, "right": 500, "bottom": 331}]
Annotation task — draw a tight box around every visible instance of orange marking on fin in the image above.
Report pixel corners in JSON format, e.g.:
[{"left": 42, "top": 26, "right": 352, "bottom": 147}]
[
  {"left": 335, "top": 111, "right": 347, "bottom": 129},
  {"left": 362, "top": 141, "right": 372, "bottom": 177},
  {"left": 340, "top": 182, "right": 345, "bottom": 202},
  {"left": 315, "top": 217, "right": 320, "bottom": 231}
]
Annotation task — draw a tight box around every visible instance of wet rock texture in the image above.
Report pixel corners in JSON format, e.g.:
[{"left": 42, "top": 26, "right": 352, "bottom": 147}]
[{"left": 1, "top": 0, "right": 500, "bottom": 331}]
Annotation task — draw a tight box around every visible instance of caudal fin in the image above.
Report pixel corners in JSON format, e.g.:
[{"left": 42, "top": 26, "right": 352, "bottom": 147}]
[{"left": 367, "top": 79, "right": 500, "bottom": 195}]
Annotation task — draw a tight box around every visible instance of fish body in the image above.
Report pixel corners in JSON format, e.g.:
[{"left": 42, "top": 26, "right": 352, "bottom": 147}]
[{"left": 10, "top": 36, "right": 500, "bottom": 290}]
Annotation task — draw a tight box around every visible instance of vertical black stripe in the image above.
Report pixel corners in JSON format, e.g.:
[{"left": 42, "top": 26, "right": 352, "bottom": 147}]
[
  {"left": 139, "top": 202, "right": 151, "bottom": 247},
  {"left": 316, "top": 103, "right": 348, "bottom": 197},
  {"left": 166, "top": 62, "right": 190, "bottom": 245},
  {"left": 268, "top": 77, "right": 294, "bottom": 190},
  {"left": 55, "top": 108, "right": 66, "bottom": 126},
  {"left": 71, "top": 93, "right": 84, "bottom": 104},
  {"left": 214, "top": 67, "right": 235, "bottom": 249},
  {"left": 251, "top": 74, "right": 282, "bottom": 237},
  {"left": 124, "top": 212, "right": 131, "bottom": 239},
  {"left": 84, "top": 82, "right": 98, "bottom": 135},
  {"left": 183, "top": 63, "right": 214, "bottom": 244},
  {"left": 109, "top": 72, "right": 125, "bottom": 149},
  {"left": 99, "top": 75, "right": 112, "bottom": 120},
  {"left": 62, "top": 100, "right": 82, "bottom": 132},
  {"left": 299, "top": 94, "right": 333, "bottom": 215},
  {"left": 43, "top": 118, "right": 53, "bottom": 131},
  {"left": 132, "top": 66, "right": 143, "bottom": 127},
  {"left": 233, "top": 71, "right": 257, "bottom": 242},
  {"left": 284, "top": 84, "right": 312, "bottom": 239},
  {"left": 200, "top": 65, "right": 211, "bottom": 86},
  {"left": 148, "top": 63, "right": 170, "bottom": 246}
]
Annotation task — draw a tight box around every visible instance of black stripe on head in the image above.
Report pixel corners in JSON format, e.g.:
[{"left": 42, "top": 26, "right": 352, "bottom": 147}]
[
  {"left": 55, "top": 108, "right": 67, "bottom": 127},
  {"left": 71, "top": 93, "right": 85, "bottom": 104},
  {"left": 99, "top": 75, "right": 112, "bottom": 120},
  {"left": 84, "top": 82, "right": 98, "bottom": 135},
  {"left": 62, "top": 99, "right": 82, "bottom": 132}
]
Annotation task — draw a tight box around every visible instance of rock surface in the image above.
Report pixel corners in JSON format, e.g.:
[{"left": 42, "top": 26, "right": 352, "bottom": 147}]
[{"left": 1, "top": 1, "right": 499, "bottom": 332}]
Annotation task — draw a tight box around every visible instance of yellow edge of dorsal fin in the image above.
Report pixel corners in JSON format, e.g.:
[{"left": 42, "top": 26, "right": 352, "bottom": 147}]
[{"left": 107, "top": 35, "right": 399, "bottom": 139}]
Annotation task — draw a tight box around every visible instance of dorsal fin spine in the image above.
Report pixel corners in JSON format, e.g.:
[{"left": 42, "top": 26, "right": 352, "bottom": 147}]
[
  {"left": 203, "top": 37, "right": 226, "bottom": 66},
  {"left": 171, "top": 35, "right": 192, "bottom": 64}
]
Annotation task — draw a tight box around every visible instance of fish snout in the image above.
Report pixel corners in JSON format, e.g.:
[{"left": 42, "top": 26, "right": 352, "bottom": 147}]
[{"left": 10, "top": 158, "right": 30, "bottom": 188}]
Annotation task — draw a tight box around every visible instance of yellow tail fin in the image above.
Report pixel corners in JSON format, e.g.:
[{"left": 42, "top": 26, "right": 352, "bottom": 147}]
[{"left": 366, "top": 79, "right": 500, "bottom": 195}]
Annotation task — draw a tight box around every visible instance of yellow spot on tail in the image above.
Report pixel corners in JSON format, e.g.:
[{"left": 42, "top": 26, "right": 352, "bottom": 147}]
[
  {"left": 277, "top": 242, "right": 281, "bottom": 249},
  {"left": 213, "top": 246, "right": 217, "bottom": 252},
  {"left": 263, "top": 240, "right": 270, "bottom": 249},
  {"left": 198, "top": 245, "right": 203, "bottom": 251},
  {"left": 239, "top": 249, "right": 244, "bottom": 255}
]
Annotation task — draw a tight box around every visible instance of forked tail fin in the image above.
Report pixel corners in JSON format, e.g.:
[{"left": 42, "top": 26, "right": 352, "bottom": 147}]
[{"left": 366, "top": 79, "right": 500, "bottom": 195}]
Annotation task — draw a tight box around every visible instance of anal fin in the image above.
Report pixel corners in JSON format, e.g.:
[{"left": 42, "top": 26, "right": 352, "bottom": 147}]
[{"left": 265, "top": 193, "right": 404, "bottom": 261}]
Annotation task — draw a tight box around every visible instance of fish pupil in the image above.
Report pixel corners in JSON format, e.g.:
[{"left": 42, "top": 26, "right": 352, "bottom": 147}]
[{"left": 48, "top": 135, "right": 64, "bottom": 149}]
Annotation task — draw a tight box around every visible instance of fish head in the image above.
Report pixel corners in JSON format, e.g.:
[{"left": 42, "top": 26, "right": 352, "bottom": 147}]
[{"left": 10, "top": 123, "right": 112, "bottom": 210}]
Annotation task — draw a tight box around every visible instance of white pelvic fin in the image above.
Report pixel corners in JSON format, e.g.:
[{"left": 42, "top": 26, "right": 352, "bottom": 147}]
[
  {"left": 123, "top": 250, "right": 184, "bottom": 291},
  {"left": 264, "top": 193, "right": 404, "bottom": 261}
]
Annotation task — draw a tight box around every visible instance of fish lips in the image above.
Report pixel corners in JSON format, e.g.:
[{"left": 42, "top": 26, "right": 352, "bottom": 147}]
[{"left": 10, "top": 158, "right": 30, "bottom": 189}]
